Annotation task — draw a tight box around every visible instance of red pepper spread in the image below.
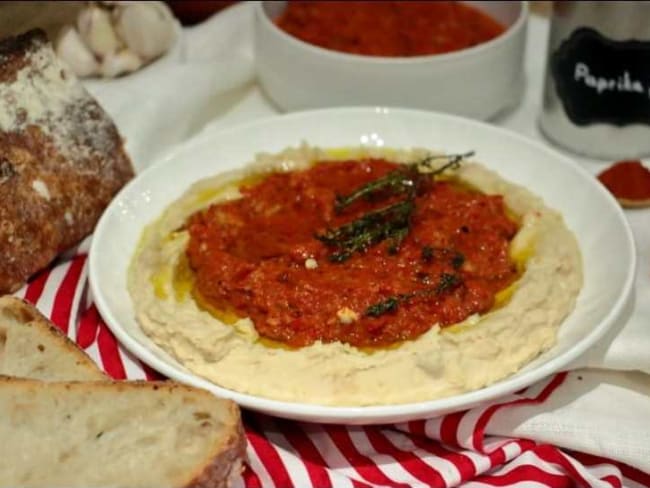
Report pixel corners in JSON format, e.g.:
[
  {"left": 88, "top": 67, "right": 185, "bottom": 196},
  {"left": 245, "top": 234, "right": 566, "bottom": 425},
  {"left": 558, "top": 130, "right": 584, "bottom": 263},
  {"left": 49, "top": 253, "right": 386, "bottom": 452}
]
[
  {"left": 185, "top": 159, "right": 519, "bottom": 348},
  {"left": 597, "top": 159, "right": 650, "bottom": 207},
  {"left": 275, "top": 1, "right": 505, "bottom": 57}
]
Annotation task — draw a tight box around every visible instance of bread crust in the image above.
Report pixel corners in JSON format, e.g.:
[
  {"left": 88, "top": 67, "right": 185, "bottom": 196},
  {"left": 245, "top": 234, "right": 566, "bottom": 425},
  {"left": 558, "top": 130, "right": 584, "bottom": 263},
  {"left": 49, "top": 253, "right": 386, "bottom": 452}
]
[
  {"left": 185, "top": 403, "right": 248, "bottom": 488},
  {"left": 0, "top": 29, "right": 134, "bottom": 294},
  {"left": 617, "top": 197, "right": 650, "bottom": 208}
]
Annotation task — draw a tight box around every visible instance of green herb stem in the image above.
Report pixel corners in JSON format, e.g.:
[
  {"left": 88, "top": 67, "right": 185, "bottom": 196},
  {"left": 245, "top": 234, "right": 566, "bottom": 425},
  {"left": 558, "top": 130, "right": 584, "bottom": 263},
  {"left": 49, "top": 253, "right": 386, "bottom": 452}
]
[
  {"left": 334, "top": 151, "right": 474, "bottom": 213},
  {"left": 320, "top": 151, "right": 474, "bottom": 262},
  {"left": 316, "top": 200, "right": 414, "bottom": 262},
  {"left": 365, "top": 273, "right": 462, "bottom": 317}
]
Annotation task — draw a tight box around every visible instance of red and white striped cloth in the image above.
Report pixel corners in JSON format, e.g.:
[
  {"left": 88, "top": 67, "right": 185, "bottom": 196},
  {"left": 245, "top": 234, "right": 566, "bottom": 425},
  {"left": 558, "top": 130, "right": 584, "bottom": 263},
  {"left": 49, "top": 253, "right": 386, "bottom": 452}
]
[{"left": 15, "top": 247, "right": 650, "bottom": 488}]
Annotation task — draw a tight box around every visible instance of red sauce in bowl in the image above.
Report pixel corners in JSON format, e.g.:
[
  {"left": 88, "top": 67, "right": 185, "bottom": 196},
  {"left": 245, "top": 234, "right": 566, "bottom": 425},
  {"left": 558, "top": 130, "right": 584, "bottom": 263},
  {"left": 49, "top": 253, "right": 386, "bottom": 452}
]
[
  {"left": 275, "top": 1, "right": 506, "bottom": 57},
  {"left": 185, "top": 159, "right": 518, "bottom": 349}
]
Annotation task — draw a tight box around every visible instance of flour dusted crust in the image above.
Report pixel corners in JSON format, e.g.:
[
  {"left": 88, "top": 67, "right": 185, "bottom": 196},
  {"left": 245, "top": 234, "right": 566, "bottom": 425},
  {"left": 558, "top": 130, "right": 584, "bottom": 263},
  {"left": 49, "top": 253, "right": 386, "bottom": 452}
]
[
  {"left": 129, "top": 145, "right": 583, "bottom": 406},
  {"left": 0, "top": 29, "right": 134, "bottom": 294}
]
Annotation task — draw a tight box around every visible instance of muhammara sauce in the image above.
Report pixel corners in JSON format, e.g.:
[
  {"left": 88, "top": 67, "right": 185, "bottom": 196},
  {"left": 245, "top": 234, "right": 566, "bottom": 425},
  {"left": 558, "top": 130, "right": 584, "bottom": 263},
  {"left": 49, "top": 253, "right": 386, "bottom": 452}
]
[
  {"left": 185, "top": 159, "right": 519, "bottom": 349},
  {"left": 275, "top": 1, "right": 505, "bottom": 57}
]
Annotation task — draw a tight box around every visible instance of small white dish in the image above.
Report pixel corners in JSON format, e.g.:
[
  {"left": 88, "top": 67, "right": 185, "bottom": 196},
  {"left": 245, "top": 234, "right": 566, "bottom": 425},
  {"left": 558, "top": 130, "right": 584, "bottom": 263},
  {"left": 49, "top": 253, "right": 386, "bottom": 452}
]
[
  {"left": 90, "top": 107, "right": 635, "bottom": 424},
  {"left": 254, "top": 1, "right": 528, "bottom": 120}
]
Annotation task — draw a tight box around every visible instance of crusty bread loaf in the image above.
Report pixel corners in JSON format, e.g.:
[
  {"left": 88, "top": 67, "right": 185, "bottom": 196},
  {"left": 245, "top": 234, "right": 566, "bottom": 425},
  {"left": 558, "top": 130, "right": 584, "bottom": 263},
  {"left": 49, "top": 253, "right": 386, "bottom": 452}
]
[
  {"left": 0, "top": 29, "right": 134, "bottom": 294},
  {"left": 0, "top": 378, "right": 246, "bottom": 488},
  {"left": 0, "top": 295, "right": 107, "bottom": 380}
]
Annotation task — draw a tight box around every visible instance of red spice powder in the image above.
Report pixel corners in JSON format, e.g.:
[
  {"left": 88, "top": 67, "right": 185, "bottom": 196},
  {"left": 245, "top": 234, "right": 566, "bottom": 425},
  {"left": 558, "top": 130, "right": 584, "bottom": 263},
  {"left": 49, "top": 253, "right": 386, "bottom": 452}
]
[
  {"left": 275, "top": 1, "right": 505, "bottom": 57},
  {"left": 597, "top": 160, "right": 650, "bottom": 204}
]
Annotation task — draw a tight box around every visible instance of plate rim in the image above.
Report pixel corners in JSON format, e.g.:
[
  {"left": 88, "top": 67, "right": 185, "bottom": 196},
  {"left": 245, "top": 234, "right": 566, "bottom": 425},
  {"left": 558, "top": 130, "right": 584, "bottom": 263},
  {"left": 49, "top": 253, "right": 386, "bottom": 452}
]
[{"left": 89, "top": 106, "right": 637, "bottom": 422}]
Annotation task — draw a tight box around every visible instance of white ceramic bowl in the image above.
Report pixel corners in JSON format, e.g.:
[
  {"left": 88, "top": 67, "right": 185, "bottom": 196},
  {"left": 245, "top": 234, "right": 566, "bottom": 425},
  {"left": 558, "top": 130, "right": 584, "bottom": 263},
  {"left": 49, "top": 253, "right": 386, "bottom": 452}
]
[
  {"left": 254, "top": 1, "right": 528, "bottom": 119},
  {"left": 90, "top": 107, "right": 635, "bottom": 425}
]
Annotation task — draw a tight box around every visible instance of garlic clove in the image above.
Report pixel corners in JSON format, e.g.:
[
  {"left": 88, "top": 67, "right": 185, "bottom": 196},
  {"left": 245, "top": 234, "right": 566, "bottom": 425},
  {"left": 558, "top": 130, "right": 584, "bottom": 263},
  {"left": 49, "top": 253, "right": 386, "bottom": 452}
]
[
  {"left": 55, "top": 26, "right": 100, "bottom": 78},
  {"left": 77, "top": 4, "right": 122, "bottom": 58},
  {"left": 113, "top": 2, "right": 176, "bottom": 62},
  {"left": 99, "top": 49, "right": 143, "bottom": 78}
]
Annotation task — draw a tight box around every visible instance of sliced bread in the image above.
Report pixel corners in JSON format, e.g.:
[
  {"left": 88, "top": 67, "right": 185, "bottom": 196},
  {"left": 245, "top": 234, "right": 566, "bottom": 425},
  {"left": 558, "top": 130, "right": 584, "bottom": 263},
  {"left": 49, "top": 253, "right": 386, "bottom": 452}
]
[
  {"left": 0, "top": 295, "right": 106, "bottom": 381},
  {"left": 0, "top": 377, "right": 246, "bottom": 488},
  {"left": 0, "top": 297, "right": 247, "bottom": 487}
]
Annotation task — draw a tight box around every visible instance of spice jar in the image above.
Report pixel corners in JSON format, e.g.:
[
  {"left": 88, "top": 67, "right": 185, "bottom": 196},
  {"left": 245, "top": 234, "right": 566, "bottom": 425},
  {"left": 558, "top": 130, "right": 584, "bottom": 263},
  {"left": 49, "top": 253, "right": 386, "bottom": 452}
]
[{"left": 539, "top": 1, "right": 650, "bottom": 159}]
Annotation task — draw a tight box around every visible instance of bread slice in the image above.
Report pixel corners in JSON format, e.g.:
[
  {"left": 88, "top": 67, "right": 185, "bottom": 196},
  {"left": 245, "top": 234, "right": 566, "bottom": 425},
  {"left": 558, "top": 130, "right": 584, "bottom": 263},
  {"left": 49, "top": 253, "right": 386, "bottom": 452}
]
[
  {"left": 0, "top": 377, "right": 246, "bottom": 488},
  {"left": 0, "top": 296, "right": 106, "bottom": 381},
  {"left": 0, "top": 297, "right": 247, "bottom": 487},
  {"left": 618, "top": 196, "right": 650, "bottom": 208},
  {"left": 0, "top": 29, "right": 134, "bottom": 294}
]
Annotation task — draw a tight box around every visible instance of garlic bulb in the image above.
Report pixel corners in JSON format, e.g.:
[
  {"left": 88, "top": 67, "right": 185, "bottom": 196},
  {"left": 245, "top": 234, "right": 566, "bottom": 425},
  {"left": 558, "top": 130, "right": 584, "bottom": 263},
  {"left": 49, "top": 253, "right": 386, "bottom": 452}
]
[
  {"left": 114, "top": 2, "right": 176, "bottom": 62},
  {"left": 77, "top": 5, "right": 122, "bottom": 58},
  {"left": 100, "top": 49, "right": 143, "bottom": 78},
  {"left": 54, "top": 1, "right": 177, "bottom": 78},
  {"left": 55, "top": 26, "right": 100, "bottom": 78}
]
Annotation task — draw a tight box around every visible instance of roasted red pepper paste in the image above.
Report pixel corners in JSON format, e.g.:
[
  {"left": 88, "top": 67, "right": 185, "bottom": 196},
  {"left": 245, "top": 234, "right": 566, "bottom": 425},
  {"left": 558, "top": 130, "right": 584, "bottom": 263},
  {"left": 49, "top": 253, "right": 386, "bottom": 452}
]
[
  {"left": 186, "top": 160, "right": 519, "bottom": 348},
  {"left": 597, "top": 160, "right": 650, "bottom": 204},
  {"left": 275, "top": 1, "right": 505, "bottom": 57}
]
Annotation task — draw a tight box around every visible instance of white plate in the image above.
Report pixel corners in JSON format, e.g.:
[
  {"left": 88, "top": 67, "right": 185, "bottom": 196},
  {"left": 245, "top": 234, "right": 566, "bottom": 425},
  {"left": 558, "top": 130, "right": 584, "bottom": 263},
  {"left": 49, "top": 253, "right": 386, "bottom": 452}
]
[{"left": 90, "top": 107, "right": 635, "bottom": 424}]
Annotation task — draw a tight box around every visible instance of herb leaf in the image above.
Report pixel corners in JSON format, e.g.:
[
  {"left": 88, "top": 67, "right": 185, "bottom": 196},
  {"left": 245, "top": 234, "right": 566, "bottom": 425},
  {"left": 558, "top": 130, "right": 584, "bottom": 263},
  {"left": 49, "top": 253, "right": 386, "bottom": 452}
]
[
  {"left": 334, "top": 152, "right": 474, "bottom": 213},
  {"left": 365, "top": 297, "right": 400, "bottom": 317},
  {"left": 421, "top": 245, "right": 434, "bottom": 262},
  {"left": 387, "top": 226, "right": 409, "bottom": 254},
  {"left": 451, "top": 252, "right": 465, "bottom": 269},
  {"left": 316, "top": 200, "right": 414, "bottom": 262},
  {"left": 414, "top": 151, "right": 475, "bottom": 176},
  {"left": 364, "top": 273, "right": 463, "bottom": 317},
  {"left": 334, "top": 167, "right": 417, "bottom": 213},
  {"left": 320, "top": 151, "right": 474, "bottom": 262},
  {"left": 435, "top": 273, "right": 461, "bottom": 293}
]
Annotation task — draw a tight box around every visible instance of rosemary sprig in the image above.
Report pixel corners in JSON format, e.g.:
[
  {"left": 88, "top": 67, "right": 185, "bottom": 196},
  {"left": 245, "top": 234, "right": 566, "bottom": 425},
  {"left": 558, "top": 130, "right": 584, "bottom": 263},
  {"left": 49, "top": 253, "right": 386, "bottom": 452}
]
[
  {"left": 420, "top": 245, "right": 465, "bottom": 269},
  {"left": 334, "top": 151, "right": 475, "bottom": 213},
  {"left": 316, "top": 200, "right": 414, "bottom": 262},
  {"left": 320, "top": 151, "right": 474, "bottom": 262},
  {"left": 436, "top": 272, "right": 462, "bottom": 293},
  {"left": 365, "top": 296, "right": 401, "bottom": 317},
  {"left": 365, "top": 273, "right": 462, "bottom": 317},
  {"left": 414, "top": 151, "right": 475, "bottom": 175},
  {"left": 386, "top": 226, "right": 409, "bottom": 255},
  {"left": 334, "top": 167, "right": 418, "bottom": 213}
]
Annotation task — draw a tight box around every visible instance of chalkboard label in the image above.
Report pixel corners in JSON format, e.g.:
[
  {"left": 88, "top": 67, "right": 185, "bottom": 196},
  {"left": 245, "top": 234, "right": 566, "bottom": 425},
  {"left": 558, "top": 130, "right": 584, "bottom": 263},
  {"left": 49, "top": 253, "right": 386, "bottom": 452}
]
[{"left": 552, "top": 27, "right": 650, "bottom": 126}]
